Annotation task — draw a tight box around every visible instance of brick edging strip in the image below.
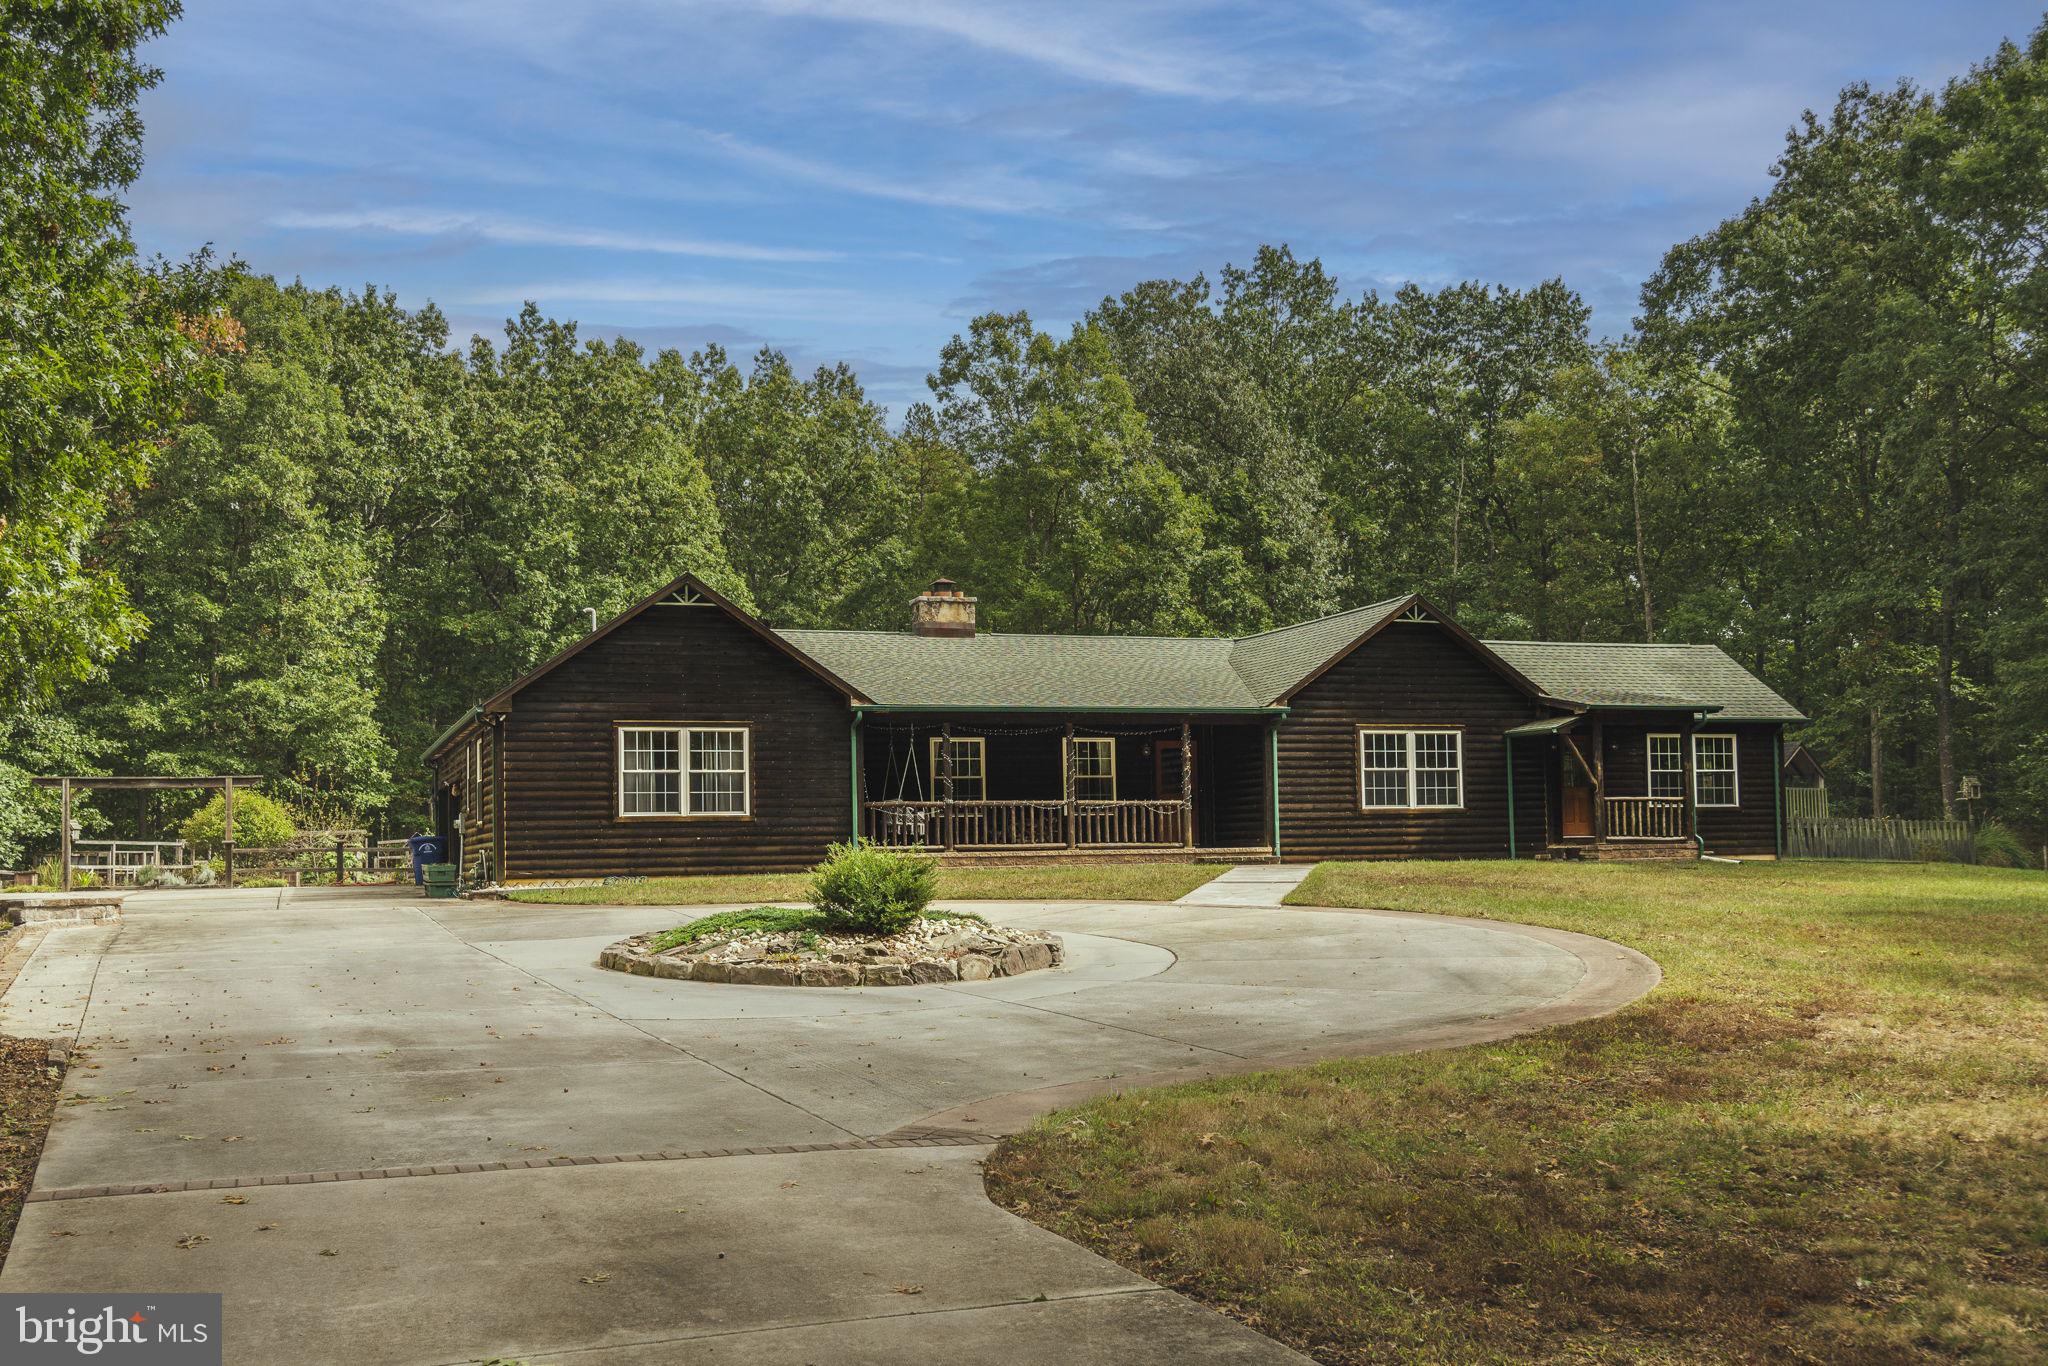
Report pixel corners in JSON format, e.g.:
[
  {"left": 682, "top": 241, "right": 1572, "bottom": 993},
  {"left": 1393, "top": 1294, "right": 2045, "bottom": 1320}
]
[{"left": 25, "top": 1129, "right": 999, "bottom": 1204}]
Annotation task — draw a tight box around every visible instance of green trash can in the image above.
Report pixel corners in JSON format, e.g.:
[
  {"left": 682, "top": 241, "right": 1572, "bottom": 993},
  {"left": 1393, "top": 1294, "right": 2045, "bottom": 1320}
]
[{"left": 421, "top": 862, "right": 459, "bottom": 899}]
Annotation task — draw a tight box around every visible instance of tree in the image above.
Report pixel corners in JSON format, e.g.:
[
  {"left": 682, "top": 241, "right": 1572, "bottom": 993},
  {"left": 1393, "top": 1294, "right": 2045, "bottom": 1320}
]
[
  {"left": 928, "top": 313, "right": 1210, "bottom": 634},
  {"left": 0, "top": 0, "right": 225, "bottom": 706}
]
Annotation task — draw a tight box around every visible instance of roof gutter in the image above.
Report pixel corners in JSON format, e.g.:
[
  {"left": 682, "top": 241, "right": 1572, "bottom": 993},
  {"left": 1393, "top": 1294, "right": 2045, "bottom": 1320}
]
[
  {"left": 848, "top": 704, "right": 1291, "bottom": 716},
  {"left": 420, "top": 706, "right": 484, "bottom": 765}
]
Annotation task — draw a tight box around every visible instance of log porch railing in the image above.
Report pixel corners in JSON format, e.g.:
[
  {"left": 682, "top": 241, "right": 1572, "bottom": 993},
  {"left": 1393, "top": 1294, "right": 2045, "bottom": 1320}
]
[
  {"left": 1603, "top": 796, "right": 1688, "bottom": 840},
  {"left": 863, "top": 798, "right": 1188, "bottom": 850}
]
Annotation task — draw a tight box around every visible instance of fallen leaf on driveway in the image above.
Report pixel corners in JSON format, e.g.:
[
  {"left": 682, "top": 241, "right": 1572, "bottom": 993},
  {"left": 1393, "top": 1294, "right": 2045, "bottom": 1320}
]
[
  {"left": 174, "top": 1235, "right": 209, "bottom": 1250},
  {"left": 220, "top": 1195, "right": 247, "bottom": 1205},
  {"left": 256, "top": 1223, "right": 278, "bottom": 1231},
  {"left": 892, "top": 1284, "right": 925, "bottom": 1295},
  {"left": 318, "top": 1248, "right": 338, "bottom": 1257},
  {"left": 578, "top": 1272, "right": 611, "bottom": 1285}
]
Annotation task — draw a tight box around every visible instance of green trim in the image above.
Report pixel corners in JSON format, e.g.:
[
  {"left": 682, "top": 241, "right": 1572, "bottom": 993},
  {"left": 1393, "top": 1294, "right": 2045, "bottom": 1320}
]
[
  {"left": 1269, "top": 722, "right": 1282, "bottom": 858},
  {"left": 850, "top": 715, "right": 863, "bottom": 843},
  {"left": 1504, "top": 734, "right": 1516, "bottom": 860},
  {"left": 1575, "top": 702, "right": 1725, "bottom": 713},
  {"left": 421, "top": 706, "right": 483, "bottom": 765},
  {"left": 1773, "top": 730, "right": 1784, "bottom": 859},
  {"left": 849, "top": 703, "right": 1289, "bottom": 716}
]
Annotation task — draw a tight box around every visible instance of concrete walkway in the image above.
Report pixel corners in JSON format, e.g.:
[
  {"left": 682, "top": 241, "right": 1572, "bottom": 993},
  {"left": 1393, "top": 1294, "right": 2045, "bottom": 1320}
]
[
  {"left": 0, "top": 885, "right": 1657, "bottom": 1365},
  {"left": 1174, "top": 863, "right": 1317, "bottom": 907}
]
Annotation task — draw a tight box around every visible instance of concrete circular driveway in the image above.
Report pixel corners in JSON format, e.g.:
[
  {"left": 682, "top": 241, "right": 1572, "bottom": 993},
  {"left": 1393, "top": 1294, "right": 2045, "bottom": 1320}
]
[{"left": 0, "top": 885, "right": 1656, "bottom": 1365}]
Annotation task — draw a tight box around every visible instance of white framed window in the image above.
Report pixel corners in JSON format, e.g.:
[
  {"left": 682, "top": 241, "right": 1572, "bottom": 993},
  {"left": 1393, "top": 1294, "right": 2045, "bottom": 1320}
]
[
  {"left": 1693, "top": 733, "right": 1738, "bottom": 807},
  {"left": 1359, "top": 728, "right": 1463, "bottom": 810},
  {"left": 1648, "top": 733, "right": 1684, "bottom": 799},
  {"left": 929, "top": 736, "right": 986, "bottom": 801},
  {"left": 466, "top": 737, "right": 483, "bottom": 818},
  {"left": 617, "top": 725, "right": 750, "bottom": 817},
  {"left": 1069, "top": 736, "right": 1117, "bottom": 800}
]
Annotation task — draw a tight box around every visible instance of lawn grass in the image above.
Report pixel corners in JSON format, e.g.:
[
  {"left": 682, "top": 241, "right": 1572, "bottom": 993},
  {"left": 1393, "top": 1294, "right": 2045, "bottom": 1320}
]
[
  {"left": 985, "top": 859, "right": 2048, "bottom": 1364},
  {"left": 506, "top": 862, "right": 1223, "bottom": 906}
]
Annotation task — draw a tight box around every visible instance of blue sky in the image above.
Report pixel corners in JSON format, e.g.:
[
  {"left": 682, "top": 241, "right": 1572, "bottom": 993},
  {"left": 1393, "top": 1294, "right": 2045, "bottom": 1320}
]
[{"left": 132, "top": 1, "right": 2039, "bottom": 416}]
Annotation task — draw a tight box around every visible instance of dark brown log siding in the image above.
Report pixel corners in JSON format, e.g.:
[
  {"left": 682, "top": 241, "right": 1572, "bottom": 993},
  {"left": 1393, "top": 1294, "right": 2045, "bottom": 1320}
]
[
  {"left": 1694, "top": 724, "right": 1782, "bottom": 857},
  {"left": 431, "top": 723, "right": 496, "bottom": 875},
  {"left": 1278, "top": 621, "right": 1544, "bottom": 860},
  {"left": 502, "top": 605, "right": 851, "bottom": 877}
]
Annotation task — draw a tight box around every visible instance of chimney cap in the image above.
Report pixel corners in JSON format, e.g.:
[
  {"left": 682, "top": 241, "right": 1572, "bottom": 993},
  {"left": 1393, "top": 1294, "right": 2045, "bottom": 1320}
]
[{"left": 926, "top": 577, "right": 958, "bottom": 596}]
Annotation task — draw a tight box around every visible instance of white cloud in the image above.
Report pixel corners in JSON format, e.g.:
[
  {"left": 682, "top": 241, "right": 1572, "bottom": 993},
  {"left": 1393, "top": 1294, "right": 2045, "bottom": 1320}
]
[
  {"left": 684, "top": 127, "right": 1074, "bottom": 216},
  {"left": 271, "top": 206, "right": 841, "bottom": 262},
  {"left": 451, "top": 277, "right": 906, "bottom": 321}
]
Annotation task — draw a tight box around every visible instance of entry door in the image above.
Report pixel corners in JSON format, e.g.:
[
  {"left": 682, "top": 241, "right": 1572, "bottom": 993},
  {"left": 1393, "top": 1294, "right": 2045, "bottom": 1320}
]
[{"left": 1559, "top": 747, "right": 1594, "bottom": 838}]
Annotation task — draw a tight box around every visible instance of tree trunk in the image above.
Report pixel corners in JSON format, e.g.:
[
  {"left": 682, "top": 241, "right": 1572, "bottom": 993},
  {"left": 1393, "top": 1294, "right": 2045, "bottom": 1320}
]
[
  {"left": 1936, "top": 587, "right": 1957, "bottom": 819},
  {"left": 1629, "top": 436, "right": 1654, "bottom": 641},
  {"left": 1869, "top": 708, "right": 1884, "bottom": 819}
]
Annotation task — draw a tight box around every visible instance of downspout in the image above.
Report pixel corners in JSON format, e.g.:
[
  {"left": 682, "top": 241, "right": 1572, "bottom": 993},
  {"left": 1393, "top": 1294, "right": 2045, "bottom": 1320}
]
[
  {"left": 1504, "top": 734, "right": 1516, "bottom": 860},
  {"left": 1772, "top": 729, "right": 1784, "bottom": 860},
  {"left": 1268, "top": 722, "right": 1282, "bottom": 859},
  {"left": 850, "top": 712, "right": 863, "bottom": 845}
]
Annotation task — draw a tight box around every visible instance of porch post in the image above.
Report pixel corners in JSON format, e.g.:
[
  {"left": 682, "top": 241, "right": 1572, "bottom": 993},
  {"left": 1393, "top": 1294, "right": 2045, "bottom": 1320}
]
[
  {"left": 1504, "top": 736, "right": 1517, "bottom": 860},
  {"left": 58, "top": 777, "right": 73, "bottom": 891},
  {"left": 1180, "top": 719, "right": 1194, "bottom": 848},
  {"left": 1268, "top": 718, "right": 1282, "bottom": 858},
  {"left": 939, "top": 722, "right": 954, "bottom": 852},
  {"left": 222, "top": 776, "right": 236, "bottom": 888},
  {"left": 1063, "top": 720, "right": 1077, "bottom": 850},
  {"left": 1589, "top": 718, "right": 1606, "bottom": 843},
  {"left": 1682, "top": 720, "right": 1698, "bottom": 849}
]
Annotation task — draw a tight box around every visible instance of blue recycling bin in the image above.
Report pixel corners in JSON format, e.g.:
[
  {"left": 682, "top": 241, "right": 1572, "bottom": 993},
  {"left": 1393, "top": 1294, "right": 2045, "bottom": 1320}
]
[{"left": 407, "top": 835, "right": 445, "bottom": 886}]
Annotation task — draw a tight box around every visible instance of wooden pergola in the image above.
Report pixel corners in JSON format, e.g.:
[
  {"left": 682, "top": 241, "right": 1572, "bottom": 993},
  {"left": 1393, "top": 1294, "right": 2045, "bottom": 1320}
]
[{"left": 31, "top": 775, "right": 263, "bottom": 891}]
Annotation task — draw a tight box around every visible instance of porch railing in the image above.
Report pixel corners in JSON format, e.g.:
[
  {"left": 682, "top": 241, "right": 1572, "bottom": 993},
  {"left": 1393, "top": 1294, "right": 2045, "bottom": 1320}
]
[
  {"left": 862, "top": 798, "right": 1186, "bottom": 849},
  {"left": 1603, "top": 797, "right": 1688, "bottom": 840}
]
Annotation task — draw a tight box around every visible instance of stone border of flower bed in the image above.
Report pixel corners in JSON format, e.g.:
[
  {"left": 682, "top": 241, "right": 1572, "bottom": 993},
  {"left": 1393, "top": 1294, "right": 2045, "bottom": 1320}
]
[{"left": 597, "top": 930, "right": 1063, "bottom": 987}]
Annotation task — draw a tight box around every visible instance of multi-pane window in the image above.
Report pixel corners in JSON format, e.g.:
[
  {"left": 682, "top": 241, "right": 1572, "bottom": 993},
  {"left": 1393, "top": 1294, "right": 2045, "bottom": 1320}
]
[
  {"left": 1070, "top": 736, "right": 1116, "bottom": 800},
  {"left": 688, "top": 729, "right": 749, "bottom": 814},
  {"left": 1693, "top": 733, "right": 1738, "bottom": 807},
  {"left": 617, "top": 726, "right": 749, "bottom": 817},
  {"left": 1648, "top": 734, "right": 1684, "bottom": 799},
  {"left": 929, "top": 736, "right": 986, "bottom": 801},
  {"left": 1359, "top": 729, "right": 1463, "bottom": 810}
]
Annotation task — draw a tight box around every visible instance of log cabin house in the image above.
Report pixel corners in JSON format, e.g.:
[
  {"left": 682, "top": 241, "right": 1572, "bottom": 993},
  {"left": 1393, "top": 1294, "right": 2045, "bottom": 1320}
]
[{"left": 423, "top": 573, "right": 1806, "bottom": 879}]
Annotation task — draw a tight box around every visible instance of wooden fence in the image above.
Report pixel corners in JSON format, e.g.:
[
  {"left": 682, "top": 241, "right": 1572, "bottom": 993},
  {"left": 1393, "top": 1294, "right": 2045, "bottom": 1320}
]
[
  {"left": 1783, "top": 786, "right": 1829, "bottom": 820},
  {"left": 1786, "top": 816, "right": 1976, "bottom": 863}
]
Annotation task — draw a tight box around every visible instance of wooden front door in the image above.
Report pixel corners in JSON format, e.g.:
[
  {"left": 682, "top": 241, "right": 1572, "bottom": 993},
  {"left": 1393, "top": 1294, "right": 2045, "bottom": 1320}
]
[{"left": 1559, "top": 748, "right": 1594, "bottom": 838}]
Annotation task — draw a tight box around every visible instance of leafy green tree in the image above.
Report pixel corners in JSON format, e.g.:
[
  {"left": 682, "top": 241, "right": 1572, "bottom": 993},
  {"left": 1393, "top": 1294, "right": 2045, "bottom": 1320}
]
[
  {"left": 89, "top": 277, "right": 392, "bottom": 817},
  {"left": 928, "top": 313, "right": 1210, "bottom": 635},
  {"left": 688, "top": 346, "right": 902, "bottom": 627},
  {"left": 1090, "top": 273, "right": 1337, "bottom": 632},
  {"left": 179, "top": 789, "right": 295, "bottom": 850},
  {"left": 0, "top": 0, "right": 224, "bottom": 706}
]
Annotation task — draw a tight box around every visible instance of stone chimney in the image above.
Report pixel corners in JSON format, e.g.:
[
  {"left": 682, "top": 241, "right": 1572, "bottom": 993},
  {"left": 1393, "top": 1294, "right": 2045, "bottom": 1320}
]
[{"left": 910, "top": 578, "right": 976, "bottom": 638}]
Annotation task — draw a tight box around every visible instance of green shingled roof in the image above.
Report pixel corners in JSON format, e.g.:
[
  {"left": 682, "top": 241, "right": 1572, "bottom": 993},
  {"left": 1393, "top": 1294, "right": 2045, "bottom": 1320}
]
[
  {"left": 775, "top": 628, "right": 1268, "bottom": 711},
  {"left": 774, "top": 607, "right": 1805, "bottom": 721},
  {"left": 1482, "top": 641, "right": 1807, "bottom": 723},
  {"left": 1226, "top": 596, "right": 1411, "bottom": 702}
]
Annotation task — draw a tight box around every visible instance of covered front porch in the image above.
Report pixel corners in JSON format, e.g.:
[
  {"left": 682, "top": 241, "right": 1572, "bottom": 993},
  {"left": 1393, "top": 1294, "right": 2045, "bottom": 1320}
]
[
  {"left": 1508, "top": 707, "right": 1713, "bottom": 860},
  {"left": 855, "top": 712, "right": 1278, "bottom": 858}
]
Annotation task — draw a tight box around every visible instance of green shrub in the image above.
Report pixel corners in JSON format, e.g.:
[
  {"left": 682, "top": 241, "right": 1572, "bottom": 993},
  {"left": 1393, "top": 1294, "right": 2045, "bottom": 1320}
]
[
  {"left": 808, "top": 841, "right": 937, "bottom": 936},
  {"left": 1913, "top": 838, "right": 1950, "bottom": 864},
  {"left": 1974, "top": 819, "right": 2035, "bottom": 869},
  {"left": 647, "top": 906, "right": 820, "bottom": 953},
  {"left": 179, "top": 791, "right": 296, "bottom": 851}
]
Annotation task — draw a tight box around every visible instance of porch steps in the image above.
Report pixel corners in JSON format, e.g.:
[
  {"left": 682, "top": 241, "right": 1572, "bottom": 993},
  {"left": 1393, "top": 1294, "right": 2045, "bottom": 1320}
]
[{"left": 1542, "top": 841, "right": 1699, "bottom": 862}]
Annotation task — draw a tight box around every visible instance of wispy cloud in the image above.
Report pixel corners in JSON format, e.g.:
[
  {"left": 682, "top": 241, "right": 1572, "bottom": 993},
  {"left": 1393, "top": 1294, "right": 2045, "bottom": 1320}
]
[
  {"left": 271, "top": 206, "right": 840, "bottom": 262},
  {"left": 451, "top": 276, "right": 907, "bottom": 321},
  {"left": 684, "top": 126, "right": 1073, "bottom": 216}
]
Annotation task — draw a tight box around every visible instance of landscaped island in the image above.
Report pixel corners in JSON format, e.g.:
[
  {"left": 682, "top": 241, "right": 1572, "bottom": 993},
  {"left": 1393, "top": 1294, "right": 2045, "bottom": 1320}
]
[{"left": 594, "top": 844, "right": 1062, "bottom": 988}]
